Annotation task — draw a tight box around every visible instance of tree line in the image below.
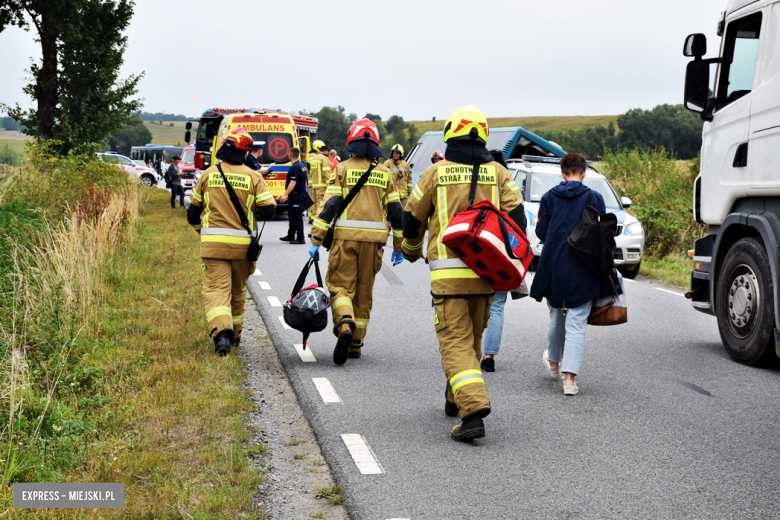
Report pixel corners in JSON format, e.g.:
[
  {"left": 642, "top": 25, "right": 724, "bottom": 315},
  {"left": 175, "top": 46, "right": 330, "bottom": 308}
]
[
  {"left": 536, "top": 104, "right": 704, "bottom": 161},
  {"left": 134, "top": 111, "right": 193, "bottom": 122}
]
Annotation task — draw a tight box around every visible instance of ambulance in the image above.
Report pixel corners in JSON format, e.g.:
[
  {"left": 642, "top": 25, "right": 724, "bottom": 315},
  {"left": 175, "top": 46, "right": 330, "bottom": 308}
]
[{"left": 186, "top": 108, "right": 319, "bottom": 209}]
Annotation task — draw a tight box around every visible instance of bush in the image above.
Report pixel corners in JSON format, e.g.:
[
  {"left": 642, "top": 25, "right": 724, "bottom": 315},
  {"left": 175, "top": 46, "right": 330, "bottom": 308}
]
[{"left": 599, "top": 148, "right": 705, "bottom": 256}]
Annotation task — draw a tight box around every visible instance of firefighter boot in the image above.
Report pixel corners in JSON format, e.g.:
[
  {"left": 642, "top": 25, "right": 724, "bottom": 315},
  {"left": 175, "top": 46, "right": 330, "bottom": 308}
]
[
  {"left": 445, "top": 385, "right": 459, "bottom": 417},
  {"left": 451, "top": 408, "right": 490, "bottom": 442},
  {"left": 214, "top": 328, "right": 234, "bottom": 357},
  {"left": 231, "top": 337, "right": 241, "bottom": 349},
  {"left": 334, "top": 323, "right": 352, "bottom": 365},
  {"left": 348, "top": 346, "right": 362, "bottom": 359}
]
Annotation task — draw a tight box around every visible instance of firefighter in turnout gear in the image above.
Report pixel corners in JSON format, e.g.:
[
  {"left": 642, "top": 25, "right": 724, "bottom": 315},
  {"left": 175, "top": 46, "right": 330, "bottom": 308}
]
[
  {"left": 308, "top": 119, "right": 405, "bottom": 365},
  {"left": 307, "top": 140, "right": 332, "bottom": 223},
  {"left": 384, "top": 144, "right": 413, "bottom": 206},
  {"left": 187, "top": 127, "right": 277, "bottom": 356},
  {"left": 401, "top": 106, "right": 527, "bottom": 442}
]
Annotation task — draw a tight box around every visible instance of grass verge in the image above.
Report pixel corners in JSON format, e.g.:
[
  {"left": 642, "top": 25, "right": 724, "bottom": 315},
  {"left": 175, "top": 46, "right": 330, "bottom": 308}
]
[
  {"left": 639, "top": 254, "right": 691, "bottom": 289},
  {"left": 1, "top": 188, "right": 265, "bottom": 518}
]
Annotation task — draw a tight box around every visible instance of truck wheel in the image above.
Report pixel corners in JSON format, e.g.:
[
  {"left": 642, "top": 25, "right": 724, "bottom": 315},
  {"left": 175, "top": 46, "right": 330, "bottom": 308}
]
[
  {"left": 715, "top": 238, "right": 776, "bottom": 364},
  {"left": 619, "top": 261, "right": 641, "bottom": 279},
  {"left": 141, "top": 175, "right": 154, "bottom": 187}
]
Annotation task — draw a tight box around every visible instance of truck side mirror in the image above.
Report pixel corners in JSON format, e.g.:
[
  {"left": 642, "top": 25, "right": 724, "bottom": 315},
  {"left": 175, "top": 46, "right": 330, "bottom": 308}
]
[
  {"left": 621, "top": 197, "right": 632, "bottom": 208},
  {"left": 185, "top": 122, "right": 192, "bottom": 130},
  {"left": 184, "top": 131, "right": 191, "bottom": 143},
  {"left": 683, "top": 33, "right": 707, "bottom": 58},
  {"left": 684, "top": 60, "right": 710, "bottom": 113}
]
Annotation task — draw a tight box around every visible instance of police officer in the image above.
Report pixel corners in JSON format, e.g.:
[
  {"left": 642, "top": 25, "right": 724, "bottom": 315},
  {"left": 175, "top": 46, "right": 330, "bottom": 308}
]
[
  {"left": 307, "top": 140, "right": 332, "bottom": 223},
  {"left": 402, "top": 106, "right": 527, "bottom": 441},
  {"left": 279, "top": 147, "right": 308, "bottom": 244},
  {"left": 245, "top": 140, "right": 268, "bottom": 175},
  {"left": 383, "top": 144, "right": 413, "bottom": 206},
  {"left": 309, "top": 119, "right": 405, "bottom": 364},
  {"left": 187, "top": 128, "right": 277, "bottom": 356}
]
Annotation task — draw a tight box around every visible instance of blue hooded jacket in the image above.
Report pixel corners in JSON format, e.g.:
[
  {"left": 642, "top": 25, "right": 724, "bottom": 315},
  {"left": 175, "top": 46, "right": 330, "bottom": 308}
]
[{"left": 530, "top": 181, "right": 613, "bottom": 308}]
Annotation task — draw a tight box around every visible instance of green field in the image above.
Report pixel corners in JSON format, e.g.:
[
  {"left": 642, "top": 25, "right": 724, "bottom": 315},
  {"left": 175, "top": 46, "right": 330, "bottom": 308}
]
[
  {"left": 144, "top": 120, "right": 191, "bottom": 145},
  {"left": 0, "top": 139, "right": 29, "bottom": 155},
  {"left": 411, "top": 115, "right": 618, "bottom": 135}
]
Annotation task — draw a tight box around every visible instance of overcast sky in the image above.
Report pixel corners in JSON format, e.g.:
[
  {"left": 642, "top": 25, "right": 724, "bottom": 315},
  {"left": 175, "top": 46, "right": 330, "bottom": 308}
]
[{"left": 0, "top": 0, "right": 721, "bottom": 121}]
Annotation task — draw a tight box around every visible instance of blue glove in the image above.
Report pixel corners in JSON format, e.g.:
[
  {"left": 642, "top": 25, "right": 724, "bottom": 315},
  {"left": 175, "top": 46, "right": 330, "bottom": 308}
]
[
  {"left": 309, "top": 244, "right": 320, "bottom": 259},
  {"left": 391, "top": 251, "right": 404, "bottom": 266}
]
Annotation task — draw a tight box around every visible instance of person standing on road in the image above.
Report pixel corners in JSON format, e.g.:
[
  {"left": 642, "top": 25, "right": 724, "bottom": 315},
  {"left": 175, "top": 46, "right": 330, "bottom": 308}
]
[
  {"left": 245, "top": 140, "right": 269, "bottom": 175},
  {"left": 402, "top": 106, "right": 526, "bottom": 442},
  {"left": 186, "top": 128, "right": 276, "bottom": 356},
  {"left": 431, "top": 150, "right": 444, "bottom": 164},
  {"left": 530, "top": 152, "right": 613, "bottom": 396},
  {"left": 309, "top": 119, "right": 405, "bottom": 364},
  {"left": 307, "top": 140, "right": 332, "bottom": 223},
  {"left": 167, "top": 155, "right": 186, "bottom": 209},
  {"left": 384, "top": 144, "right": 413, "bottom": 206},
  {"left": 279, "top": 147, "right": 308, "bottom": 245},
  {"left": 328, "top": 149, "right": 340, "bottom": 173}
]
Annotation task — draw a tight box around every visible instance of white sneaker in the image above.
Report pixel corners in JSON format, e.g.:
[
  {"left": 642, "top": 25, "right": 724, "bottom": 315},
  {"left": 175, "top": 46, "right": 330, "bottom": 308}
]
[
  {"left": 563, "top": 380, "right": 579, "bottom": 396},
  {"left": 543, "top": 350, "right": 561, "bottom": 379}
]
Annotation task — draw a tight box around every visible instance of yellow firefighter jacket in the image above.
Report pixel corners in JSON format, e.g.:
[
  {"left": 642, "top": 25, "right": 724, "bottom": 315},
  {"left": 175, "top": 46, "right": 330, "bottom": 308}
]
[
  {"left": 311, "top": 156, "right": 404, "bottom": 251},
  {"left": 383, "top": 158, "right": 413, "bottom": 198},
  {"left": 402, "top": 160, "right": 524, "bottom": 297},
  {"left": 190, "top": 161, "right": 276, "bottom": 260},
  {"left": 307, "top": 152, "right": 332, "bottom": 189}
]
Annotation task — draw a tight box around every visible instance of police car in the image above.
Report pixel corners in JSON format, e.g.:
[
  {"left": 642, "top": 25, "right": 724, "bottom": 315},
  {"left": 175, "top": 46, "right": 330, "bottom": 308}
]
[
  {"left": 507, "top": 156, "right": 645, "bottom": 278},
  {"left": 97, "top": 152, "right": 161, "bottom": 187}
]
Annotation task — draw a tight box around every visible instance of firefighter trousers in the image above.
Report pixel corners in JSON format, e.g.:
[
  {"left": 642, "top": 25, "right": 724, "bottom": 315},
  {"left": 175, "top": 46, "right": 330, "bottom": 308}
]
[
  {"left": 202, "top": 257, "right": 254, "bottom": 339},
  {"left": 325, "top": 239, "right": 383, "bottom": 347},
  {"left": 434, "top": 296, "right": 493, "bottom": 419},
  {"left": 309, "top": 186, "right": 326, "bottom": 219}
]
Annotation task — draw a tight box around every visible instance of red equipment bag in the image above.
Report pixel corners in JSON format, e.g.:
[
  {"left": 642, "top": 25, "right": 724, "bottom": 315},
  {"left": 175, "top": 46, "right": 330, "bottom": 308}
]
[{"left": 442, "top": 164, "right": 533, "bottom": 292}]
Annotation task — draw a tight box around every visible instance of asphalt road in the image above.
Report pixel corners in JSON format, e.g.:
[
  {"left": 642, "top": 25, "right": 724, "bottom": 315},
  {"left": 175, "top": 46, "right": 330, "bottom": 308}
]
[{"left": 247, "top": 218, "right": 780, "bottom": 520}]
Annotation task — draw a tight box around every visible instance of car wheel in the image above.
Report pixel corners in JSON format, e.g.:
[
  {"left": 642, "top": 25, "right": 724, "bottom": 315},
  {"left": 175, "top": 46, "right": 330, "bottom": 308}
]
[
  {"left": 141, "top": 175, "right": 154, "bottom": 187},
  {"left": 715, "top": 238, "right": 776, "bottom": 365},
  {"left": 619, "top": 260, "right": 641, "bottom": 279}
]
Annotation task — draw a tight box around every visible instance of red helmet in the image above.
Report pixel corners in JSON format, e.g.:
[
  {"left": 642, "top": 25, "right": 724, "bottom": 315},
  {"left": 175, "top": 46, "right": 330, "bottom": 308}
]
[
  {"left": 346, "top": 118, "right": 380, "bottom": 146},
  {"left": 431, "top": 150, "right": 444, "bottom": 162},
  {"left": 221, "top": 127, "right": 254, "bottom": 152}
]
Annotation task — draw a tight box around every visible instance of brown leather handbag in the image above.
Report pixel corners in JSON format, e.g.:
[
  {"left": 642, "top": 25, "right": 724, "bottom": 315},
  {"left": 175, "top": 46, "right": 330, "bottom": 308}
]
[{"left": 587, "top": 270, "right": 627, "bottom": 326}]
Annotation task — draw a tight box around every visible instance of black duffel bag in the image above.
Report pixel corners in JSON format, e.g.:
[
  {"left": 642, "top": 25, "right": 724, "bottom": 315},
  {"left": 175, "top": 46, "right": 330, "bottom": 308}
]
[
  {"left": 283, "top": 254, "right": 329, "bottom": 350},
  {"left": 567, "top": 189, "right": 617, "bottom": 280}
]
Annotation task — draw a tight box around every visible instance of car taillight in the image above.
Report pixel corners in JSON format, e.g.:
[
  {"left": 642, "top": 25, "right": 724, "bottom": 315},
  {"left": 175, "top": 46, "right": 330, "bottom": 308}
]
[{"left": 195, "top": 153, "right": 205, "bottom": 170}]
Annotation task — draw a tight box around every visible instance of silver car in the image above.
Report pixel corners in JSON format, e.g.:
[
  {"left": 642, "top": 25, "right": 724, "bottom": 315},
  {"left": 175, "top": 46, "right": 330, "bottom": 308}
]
[{"left": 507, "top": 157, "right": 645, "bottom": 278}]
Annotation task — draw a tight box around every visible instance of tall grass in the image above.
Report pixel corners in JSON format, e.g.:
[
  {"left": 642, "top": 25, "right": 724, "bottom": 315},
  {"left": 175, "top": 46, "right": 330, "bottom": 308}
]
[{"left": 599, "top": 148, "right": 705, "bottom": 256}]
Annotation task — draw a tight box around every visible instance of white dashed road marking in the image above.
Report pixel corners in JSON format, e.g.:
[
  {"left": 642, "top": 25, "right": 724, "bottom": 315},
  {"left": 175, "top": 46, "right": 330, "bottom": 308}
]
[
  {"left": 254, "top": 267, "right": 262, "bottom": 275},
  {"left": 267, "top": 296, "right": 282, "bottom": 307},
  {"left": 278, "top": 316, "right": 292, "bottom": 330},
  {"left": 259, "top": 281, "right": 272, "bottom": 290},
  {"left": 655, "top": 287, "right": 684, "bottom": 297},
  {"left": 312, "top": 378, "right": 342, "bottom": 403},
  {"left": 294, "top": 343, "right": 316, "bottom": 362},
  {"left": 341, "top": 434, "right": 384, "bottom": 475}
]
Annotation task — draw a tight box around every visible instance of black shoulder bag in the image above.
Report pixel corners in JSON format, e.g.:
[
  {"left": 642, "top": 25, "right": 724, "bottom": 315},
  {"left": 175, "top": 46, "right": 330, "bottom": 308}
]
[
  {"left": 321, "top": 159, "right": 379, "bottom": 250},
  {"left": 216, "top": 162, "right": 265, "bottom": 261},
  {"left": 567, "top": 189, "right": 617, "bottom": 280}
]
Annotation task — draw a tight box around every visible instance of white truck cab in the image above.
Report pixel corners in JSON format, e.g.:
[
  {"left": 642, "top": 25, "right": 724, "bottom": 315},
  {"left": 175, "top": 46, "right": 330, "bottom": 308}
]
[{"left": 684, "top": 0, "right": 780, "bottom": 364}]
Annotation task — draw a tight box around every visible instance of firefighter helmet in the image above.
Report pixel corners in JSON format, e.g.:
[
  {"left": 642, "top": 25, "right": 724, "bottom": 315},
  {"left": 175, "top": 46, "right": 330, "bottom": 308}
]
[
  {"left": 431, "top": 150, "right": 444, "bottom": 163},
  {"left": 442, "top": 105, "right": 489, "bottom": 144},
  {"left": 346, "top": 118, "right": 380, "bottom": 146},
  {"left": 221, "top": 127, "right": 254, "bottom": 152},
  {"left": 391, "top": 144, "right": 404, "bottom": 157},
  {"left": 312, "top": 139, "right": 327, "bottom": 152}
]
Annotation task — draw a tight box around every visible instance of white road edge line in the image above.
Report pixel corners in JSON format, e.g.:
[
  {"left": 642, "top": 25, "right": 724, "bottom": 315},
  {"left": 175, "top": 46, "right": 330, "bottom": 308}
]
[
  {"left": 341, "top": 434, "right": 384, "bottom": 475},
  {"left": 267, "top": 296, "right": 282, "bottom": 307},
  {"left": 622, "top": 278, "right": 636, "bottom": 283},
  {"left": 655, "top": 287, "right": 684, "bottom": 297},
  {"left": 259, "top": 281, "right": 272, "bottom": 290},
  {"left": 312, "top": 378, "right": 342, "bottom": 403},
  {"left": 294, "top": 344, "right": 316, "bottom": 362},
  {"left": 278, "top": 316, "right": 292, "bottom": 330}
]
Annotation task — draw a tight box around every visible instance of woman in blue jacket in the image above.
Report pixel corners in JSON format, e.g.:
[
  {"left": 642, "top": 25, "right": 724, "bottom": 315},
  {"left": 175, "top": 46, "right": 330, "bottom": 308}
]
[{"left": 530, "top": 153, "right": 612, "bottom": 395}]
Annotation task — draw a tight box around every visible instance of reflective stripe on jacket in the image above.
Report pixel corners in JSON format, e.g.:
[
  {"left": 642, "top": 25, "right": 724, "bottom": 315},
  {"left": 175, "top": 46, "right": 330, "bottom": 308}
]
[
  {"left": 190, "top": 162, "right": 276, "bottom": 260},
  {"left": 307, "top": 152, "right": 332, "bottom": 188},
  {"left": 402, "top": 159, "right": 523, "bottom": 297},
  {"left": 383, "top": 159, "right": 413, "bottom": 198}
]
